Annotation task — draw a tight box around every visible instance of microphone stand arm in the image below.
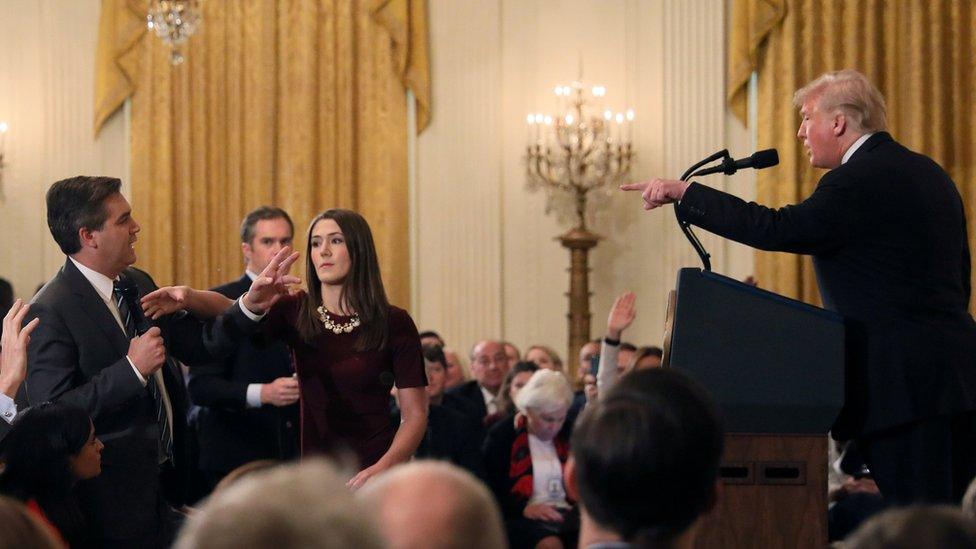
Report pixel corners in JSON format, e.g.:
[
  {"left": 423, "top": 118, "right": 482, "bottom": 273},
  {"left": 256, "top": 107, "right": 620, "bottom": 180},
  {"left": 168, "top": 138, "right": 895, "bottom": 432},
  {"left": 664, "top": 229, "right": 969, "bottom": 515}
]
[{"left": 673, "top": 149, "right": 729, "bottom": 272}]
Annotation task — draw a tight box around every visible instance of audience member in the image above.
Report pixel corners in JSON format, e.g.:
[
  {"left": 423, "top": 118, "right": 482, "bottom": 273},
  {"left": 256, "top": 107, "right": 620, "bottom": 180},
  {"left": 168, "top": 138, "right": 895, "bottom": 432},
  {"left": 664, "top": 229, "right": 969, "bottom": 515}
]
[
  {"left": 444, "top": 340, "right": 510, "bottom": 421},
  {"left": 827, "top": 440, "right": 884, "bottom": 541},
  {"left": 442, "top": 347, "right": 469, "bottom": 389},
  {"left": 485, "top": 361, "right": 540, "bottom": 428},
  {"left": 843, "top": 505, "right": 976, "bottom": 549},
  {"left": 596, "top": 292, "right": 637, "bottom": 397},
  {"left": 484, "top": 370, "right": 578, "bottom": 549},
  {"left": 631, "top": 346, "right": 663, "bottom": 371},
  {"left": 358, "top": 460, "right": 506, "bottom": 549},
  {"left": 0, "top": 495, "right": 61, "bottom": 549},
  {"left": 174, "top": 459, "right": 383, "bottom": 549},
  {"left": 0, "top": 300, "right": 39, "bottom": 443},
  {"left": 502, "top": 341, "right": 522, "bottom": 371},
  {"left": 567, "top": 368, "right": 723, "bottom": 548},
  {"left": 210, "top": 459, "right": 279, "bottom": 497},
  {"left": 189, "top": 206, "right": 299, "bottom": 496},
  {"left": 0, "top": 402, "right": 103, "bottom": 547},
  {"left": 525, "top": 345, "right": 563, "bottom": 372},
  {"left": 576, "top": 340, "right": 600, "bottom": 385},
  {"left": 419, "top": 330, "right": 446, "bottom": 348}
]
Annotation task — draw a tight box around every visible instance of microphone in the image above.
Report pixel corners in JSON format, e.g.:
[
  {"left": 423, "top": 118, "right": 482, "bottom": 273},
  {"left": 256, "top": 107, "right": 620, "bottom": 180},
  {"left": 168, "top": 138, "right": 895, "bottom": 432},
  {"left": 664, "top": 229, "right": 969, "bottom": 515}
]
[
  {"left": 693, "top": 149, "right": 779, "bottom": 177},
  {"left": 116, "top": 277, "right": 153, "bottom": 335}
]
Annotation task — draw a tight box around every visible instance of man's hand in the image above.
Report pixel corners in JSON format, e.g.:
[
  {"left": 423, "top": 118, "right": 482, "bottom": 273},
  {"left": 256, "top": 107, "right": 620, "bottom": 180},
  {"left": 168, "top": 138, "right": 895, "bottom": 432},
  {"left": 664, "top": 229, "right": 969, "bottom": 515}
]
[
  {"left": 620, "top": 178, "right": 691, "bottom": 210},
  {"left": 141, "top": 286, "right": 193, "bottom": 319},
  {"left": 127, "top": 327, "right": 166, "bottom": 378},
  {"left": 523, "top": 503, "right": 564, "bottom": 522},
  {"left": 260, "top": 376, "right": 300, "bottom": 407},
  {"left": 607, "top": 291, "right": 636, "bottom": 340},
  {"left": 0, "top": 300, "right": 40, "bottom": 398},
  {"left": 242, "top": 247, "right": 301, "bottom": 314}
]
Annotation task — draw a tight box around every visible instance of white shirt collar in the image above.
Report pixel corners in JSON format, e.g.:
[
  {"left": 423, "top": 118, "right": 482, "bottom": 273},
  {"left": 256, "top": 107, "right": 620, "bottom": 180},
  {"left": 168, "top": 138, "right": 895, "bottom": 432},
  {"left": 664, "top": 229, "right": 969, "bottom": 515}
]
[
  {"left": 69, "top": 257, "right": 117, "bottom": 302},
  {"left": 842, "top": 132, "right": 875, "bottom": 165},
  {"left": 479, "top": 384, "right": 497, "bottom": 410},
  {"left": 245, "top": 269, "right": 259, "bottom": 281}
]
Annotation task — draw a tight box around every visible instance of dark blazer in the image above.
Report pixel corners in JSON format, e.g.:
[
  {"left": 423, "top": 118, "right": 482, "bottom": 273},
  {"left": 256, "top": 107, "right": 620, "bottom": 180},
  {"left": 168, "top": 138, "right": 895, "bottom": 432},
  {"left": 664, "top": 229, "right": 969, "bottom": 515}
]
[
  {"left": 189, "top": 274, "right": 299, "bottom": 475},
  {"left": 414, "top": 403, "right": 485, "bottom": 478},
  {"left": 443, "top": 379, "right": 489, "bottom": 421},
  {"left": 677, "top": 132, "right": 976, "bottom": 438},
  {"left": 22, "top": 259, "right": 253, "bottom": 544}
]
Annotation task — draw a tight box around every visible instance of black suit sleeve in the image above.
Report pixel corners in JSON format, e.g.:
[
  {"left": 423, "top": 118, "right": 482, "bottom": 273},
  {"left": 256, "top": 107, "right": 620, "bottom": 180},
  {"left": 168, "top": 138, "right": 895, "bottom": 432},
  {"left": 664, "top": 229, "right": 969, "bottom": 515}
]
[
  {"left": 677, "top": 173, "right": 857, "bottom": 255},
  {"left": 187, "top": 363, "right": 249, "bottom": 410},
  {"left": 24, "top": 300, "right": 144, "bottom": 417}
]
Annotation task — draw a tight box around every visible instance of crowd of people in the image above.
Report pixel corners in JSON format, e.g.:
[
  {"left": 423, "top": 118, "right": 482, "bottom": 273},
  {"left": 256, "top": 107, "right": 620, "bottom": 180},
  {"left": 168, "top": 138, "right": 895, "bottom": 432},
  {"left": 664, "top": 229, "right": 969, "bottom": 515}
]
[{"left": 3, "top": 67, "right": 976, "bottom": 548}]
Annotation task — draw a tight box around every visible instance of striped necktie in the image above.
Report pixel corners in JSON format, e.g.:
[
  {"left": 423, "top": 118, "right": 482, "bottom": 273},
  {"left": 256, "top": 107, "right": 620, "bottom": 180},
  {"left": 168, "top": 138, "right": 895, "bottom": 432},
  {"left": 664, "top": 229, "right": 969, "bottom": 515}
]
[{"left": 113, "top": 279, "right": 174, "bottom": 463}]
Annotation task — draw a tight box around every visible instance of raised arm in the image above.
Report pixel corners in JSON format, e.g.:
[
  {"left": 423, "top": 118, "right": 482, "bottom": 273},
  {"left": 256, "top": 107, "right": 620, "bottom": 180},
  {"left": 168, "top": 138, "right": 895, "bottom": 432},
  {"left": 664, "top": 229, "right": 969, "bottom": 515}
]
[
  {"left": 596, "top": 292, "right": 636, "bottom": 396},
  {"left": 142, "top": 286, "right": 234, "bottom": 319}
]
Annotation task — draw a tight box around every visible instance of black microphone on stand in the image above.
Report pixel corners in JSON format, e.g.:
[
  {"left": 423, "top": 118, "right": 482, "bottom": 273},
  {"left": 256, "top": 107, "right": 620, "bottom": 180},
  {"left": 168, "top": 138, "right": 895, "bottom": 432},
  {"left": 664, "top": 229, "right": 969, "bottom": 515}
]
[{"left": 692, "top": 149, "right": 779, "bottom": 177}]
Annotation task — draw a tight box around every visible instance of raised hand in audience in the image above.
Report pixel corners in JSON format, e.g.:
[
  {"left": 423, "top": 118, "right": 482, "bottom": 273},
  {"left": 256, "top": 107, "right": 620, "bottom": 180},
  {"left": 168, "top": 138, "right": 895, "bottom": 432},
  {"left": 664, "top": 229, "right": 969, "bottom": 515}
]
[
  {"left": 241, "top": 247, "right": 301, "bottom": 314},
  {"left": 1, "top": 299, "right": 40, "bottom": 398},
  {"left": 607, "top": 291, "right": 636, "bottom": 340}
]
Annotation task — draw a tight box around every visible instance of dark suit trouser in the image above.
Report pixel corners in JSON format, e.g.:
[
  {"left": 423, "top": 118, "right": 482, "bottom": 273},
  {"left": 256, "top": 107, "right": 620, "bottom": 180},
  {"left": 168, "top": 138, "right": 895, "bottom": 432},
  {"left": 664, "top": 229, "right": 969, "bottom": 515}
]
[{"left": 858, "top": 410, "right": 976, "bottom": 505}]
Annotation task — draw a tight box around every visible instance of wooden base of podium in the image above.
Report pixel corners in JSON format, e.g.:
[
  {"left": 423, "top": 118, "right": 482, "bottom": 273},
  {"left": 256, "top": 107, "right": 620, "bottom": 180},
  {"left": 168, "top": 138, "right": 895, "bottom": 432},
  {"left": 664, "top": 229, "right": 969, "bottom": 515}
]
[{"left": 695, "top": 434, "right": 828, "bottom": 549}]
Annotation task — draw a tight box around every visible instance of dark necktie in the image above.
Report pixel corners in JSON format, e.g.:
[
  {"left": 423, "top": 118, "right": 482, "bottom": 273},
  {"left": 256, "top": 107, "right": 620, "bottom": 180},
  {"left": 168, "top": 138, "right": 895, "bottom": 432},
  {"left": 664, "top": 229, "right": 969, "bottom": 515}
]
[{"left": 113, "top": 278, "right": 174, "bottom": 464}]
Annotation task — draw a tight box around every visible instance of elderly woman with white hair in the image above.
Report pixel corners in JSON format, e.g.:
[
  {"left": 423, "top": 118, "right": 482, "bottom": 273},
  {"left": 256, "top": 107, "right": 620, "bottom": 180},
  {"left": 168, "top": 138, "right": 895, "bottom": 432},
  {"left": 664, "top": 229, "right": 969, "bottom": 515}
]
[{"left": 483, "top": 369, "right": 578, "bottom": 549}]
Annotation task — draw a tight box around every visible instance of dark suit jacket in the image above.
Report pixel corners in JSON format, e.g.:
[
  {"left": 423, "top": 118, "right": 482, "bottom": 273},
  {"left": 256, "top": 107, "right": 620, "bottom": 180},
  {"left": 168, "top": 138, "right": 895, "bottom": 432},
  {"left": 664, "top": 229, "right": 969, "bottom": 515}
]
[
  {"left": 415, "top": 403, "right": 485, "bottom": 478},
  {"left": 22, "top": 259, "right": 254, "bottom": 542},
  {"left": 189, "top": 274, "right": 299, "bottom": 474},
  {"left": 443, "top": 379, "right": 489, "bottom": 421},
  {"left": 677, "top": 132, "right": 976, "bottom": 438}
]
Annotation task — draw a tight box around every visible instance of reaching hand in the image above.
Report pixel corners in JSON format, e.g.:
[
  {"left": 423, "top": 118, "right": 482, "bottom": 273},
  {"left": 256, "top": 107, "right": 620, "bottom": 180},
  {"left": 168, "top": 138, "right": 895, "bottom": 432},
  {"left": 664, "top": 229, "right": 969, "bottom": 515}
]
[
  {"left": 261, "top": 376, "right": 300, "bottom": 407},
  {"left": 242, "top": 247, "right": 301, "bottom": 314},
  {"left": 0, "top": 300, "right": 40, "bottom": 398},
  {"left": 620, "top": 178, "right": 690, "bottom": 210},
  {"left": 141, "top": 286, "right": 193, "bottom": 319},
  {"left": 607, "top": 291, "right": 636, "bottom": 340},
  {"left": 523, "top": 503, "right": 564, "bottom": 522}
]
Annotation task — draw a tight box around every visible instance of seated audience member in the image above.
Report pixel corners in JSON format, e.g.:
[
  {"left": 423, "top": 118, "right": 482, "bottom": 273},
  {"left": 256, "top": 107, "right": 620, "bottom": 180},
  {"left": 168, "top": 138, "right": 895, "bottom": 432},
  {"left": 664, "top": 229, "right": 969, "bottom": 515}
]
[
  {"left": 419, "top": 330, "right": 446, "bottom": 348},
  {"left": 576, "top": 340, "right": 601, "bottom": 386},
  {"left": 485, "top": 361, "right": 540, "bottom": 428},
  {"left": 502, "top": 341, "right": 522, "bottom": 370},
  {"left": 210, "top": 459, "right": 280, "bottom": 496},
  {"left": 358, "top": 460, "right": 506, "bottom": 549},
  {"left": 525, "top": 345, "right": 563, "bottom": 372},
  {"left": 0, "top": 300, "right": 39, "bottom": 443},
  {"left": 843, "top": 505, "right": 976, "bottom": 549},
  {"left": 404, "top": 344, "right": 484, "bottom": 477},
  {"left": 630, "top": 346, "right": 663, "bottom": 371},
  {"left": 174, "top": 459, "right": 383, "bottom": 549},
  {"left": 566, "top": 368, "right": 723, "bottom": 548},
  {"left": 827, "top": 440, "right": 884, "bottom": 541},
  {"left": 444, "top": 340, "right": 510, "bottom": 422},
  {"left": 0, "top": 402, "right": 103, "bottom": 547},
  {"left": 0, "top": 496, "right": 61, "bottom": 549},
  {"left": 442, "top": 347, "right": 469, "bottom": 389},
  {"left": 484, "top": 370, "right": 578, "bottom": 549}
]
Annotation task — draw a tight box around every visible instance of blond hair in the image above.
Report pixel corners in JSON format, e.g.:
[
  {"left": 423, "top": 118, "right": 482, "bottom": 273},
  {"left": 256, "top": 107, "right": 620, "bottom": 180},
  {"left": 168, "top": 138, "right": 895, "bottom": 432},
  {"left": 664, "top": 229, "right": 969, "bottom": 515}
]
[{"left": 793, "top": 69, "right": 887, "bottom": 133}]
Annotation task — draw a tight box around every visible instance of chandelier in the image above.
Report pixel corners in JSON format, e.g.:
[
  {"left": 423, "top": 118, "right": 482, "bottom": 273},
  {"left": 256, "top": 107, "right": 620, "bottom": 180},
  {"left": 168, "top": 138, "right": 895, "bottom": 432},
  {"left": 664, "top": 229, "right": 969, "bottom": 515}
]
[
  {"left": 147, "top": 0, "right": 204, "bottom": 65},
  {"left": 525, "top": 81, "right": 634, "bottom": 229}
]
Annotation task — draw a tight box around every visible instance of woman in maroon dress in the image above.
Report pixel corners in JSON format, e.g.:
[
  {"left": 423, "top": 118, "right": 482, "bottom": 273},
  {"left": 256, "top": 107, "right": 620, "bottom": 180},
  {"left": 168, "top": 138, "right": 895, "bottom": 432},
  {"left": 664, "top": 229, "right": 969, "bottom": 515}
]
[{"left": 144, "top": 209, "right": 428, "bottom": 489}]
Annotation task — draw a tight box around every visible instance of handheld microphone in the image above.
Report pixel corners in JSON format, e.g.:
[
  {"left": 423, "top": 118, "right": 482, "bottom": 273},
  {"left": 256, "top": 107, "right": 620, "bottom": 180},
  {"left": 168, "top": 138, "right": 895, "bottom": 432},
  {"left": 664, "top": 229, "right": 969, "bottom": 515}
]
[
  {"left": 116, "top": 277, "right": 153, "bottom": 335},
  {"left": 693, "top": 149, "right": 779, "bottom": 177}
]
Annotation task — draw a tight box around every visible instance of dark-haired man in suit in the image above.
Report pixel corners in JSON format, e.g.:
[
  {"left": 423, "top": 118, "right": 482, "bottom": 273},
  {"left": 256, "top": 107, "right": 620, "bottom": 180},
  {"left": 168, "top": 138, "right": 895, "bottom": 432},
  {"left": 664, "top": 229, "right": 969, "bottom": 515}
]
[
  {"left": 189, "top": 206, "right": 300, "bottom": 495},
  {"left": 23, "top": 176, "right": 270, "bottom": 547},
  {"left": 443, "top": 339, "right": 509, "bottom": 422},
  {"left": 623, "top": 70, "right": 976, "bottom": 505}
]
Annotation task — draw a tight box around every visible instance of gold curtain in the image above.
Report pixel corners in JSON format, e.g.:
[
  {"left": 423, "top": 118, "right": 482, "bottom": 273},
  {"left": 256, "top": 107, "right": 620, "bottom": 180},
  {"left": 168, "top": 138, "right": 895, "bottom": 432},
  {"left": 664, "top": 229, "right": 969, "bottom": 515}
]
[
  {"left": 94, "top": 0, "right": 431, "bottom": 308},
  {"left": 728, "top": 0, "right": 976, "bottom": 310}
]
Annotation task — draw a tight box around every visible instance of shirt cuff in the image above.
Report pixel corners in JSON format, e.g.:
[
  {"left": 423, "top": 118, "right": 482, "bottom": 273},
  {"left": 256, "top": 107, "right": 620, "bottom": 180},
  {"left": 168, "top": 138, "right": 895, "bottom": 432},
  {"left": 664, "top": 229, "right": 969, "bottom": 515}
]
[
  {"left": 238, "top": 297, "right": 267, "bottom": 321},
  {"left": 246, "top": 383, "right": 264, "bottom": 408},
  {"left": 127, "top": 356, "right": 148, "bottom": 387},
  {"left": 0, "top": 392, "right": 17, "bottom": 424}
]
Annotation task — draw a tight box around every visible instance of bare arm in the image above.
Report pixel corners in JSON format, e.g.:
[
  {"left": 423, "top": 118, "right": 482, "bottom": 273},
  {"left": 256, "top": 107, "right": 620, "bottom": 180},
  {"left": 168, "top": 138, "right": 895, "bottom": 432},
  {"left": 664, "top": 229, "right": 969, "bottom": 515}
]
[
  {"left": 347, "top": 386, "right": 429, "bottom": 490},
  {"left": 142, "top": 286, "right": 235, "bottom": 319}
]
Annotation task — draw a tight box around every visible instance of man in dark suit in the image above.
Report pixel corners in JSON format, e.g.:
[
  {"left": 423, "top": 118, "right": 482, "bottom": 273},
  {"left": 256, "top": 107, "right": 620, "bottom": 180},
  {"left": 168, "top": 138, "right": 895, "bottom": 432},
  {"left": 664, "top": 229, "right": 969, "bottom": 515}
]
[
  {"left": 443, "top": 339, "right": 509, "bottom": 421},
  {"left": 189, "top": 206, "right": 299, "bottom": 494},
  {"left": 22, "top": 176, "right": 262, "bottom": 547},
  {"left": 623, "top": 70, "right": 976, "bottom": 505}
]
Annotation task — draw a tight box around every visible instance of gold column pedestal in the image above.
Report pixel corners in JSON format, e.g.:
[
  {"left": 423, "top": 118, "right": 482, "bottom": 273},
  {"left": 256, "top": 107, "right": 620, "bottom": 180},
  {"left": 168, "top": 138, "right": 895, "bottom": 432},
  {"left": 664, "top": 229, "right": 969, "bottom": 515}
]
[{"left": 558, "top": 226, "right": 601, "bottom": 380}]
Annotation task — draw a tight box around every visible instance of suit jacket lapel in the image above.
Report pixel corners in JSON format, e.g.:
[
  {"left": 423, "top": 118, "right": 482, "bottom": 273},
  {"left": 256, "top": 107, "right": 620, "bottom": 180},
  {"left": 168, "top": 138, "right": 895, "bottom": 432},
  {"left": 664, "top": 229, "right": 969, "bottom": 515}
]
[{"left": 62, "top": 259, "right": 130, "bottom": 356}]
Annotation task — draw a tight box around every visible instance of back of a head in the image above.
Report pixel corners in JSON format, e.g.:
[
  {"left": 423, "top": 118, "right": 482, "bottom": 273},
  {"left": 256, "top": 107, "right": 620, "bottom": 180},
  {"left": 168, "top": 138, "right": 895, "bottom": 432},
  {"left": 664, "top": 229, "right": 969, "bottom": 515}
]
[
  {"left": 175, "top": 459, "right": 383, "bottom": 549},
  {"left": 572, "top": 368, "right": 723, "bottom": 545},
  {"left": 844, "top": 505, "right": 976, "bottom": 549},
  {"left": 358, "top": 460, "right": 506, "bottom": 549},
  {"left": 0, "top": 495, "right": 61, "bottom": 549}
]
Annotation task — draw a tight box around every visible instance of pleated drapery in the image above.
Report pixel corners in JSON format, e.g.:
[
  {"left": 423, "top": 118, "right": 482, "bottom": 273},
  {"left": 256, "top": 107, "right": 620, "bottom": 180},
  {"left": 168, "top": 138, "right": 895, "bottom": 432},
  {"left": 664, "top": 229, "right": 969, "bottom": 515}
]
[
  {"left": 94, "top": 0, "right": 431, "bottom": 308},
  {"left": 729, "top": 0, "right": 976, "bottom": 310}
]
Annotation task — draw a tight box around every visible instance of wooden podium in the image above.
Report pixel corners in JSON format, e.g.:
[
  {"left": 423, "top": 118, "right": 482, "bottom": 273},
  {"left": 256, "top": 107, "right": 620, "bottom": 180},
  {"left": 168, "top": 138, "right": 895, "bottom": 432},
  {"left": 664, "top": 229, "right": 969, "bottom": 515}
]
[{"left": 664, "top": 269, "right": 845, "bottom": 549}]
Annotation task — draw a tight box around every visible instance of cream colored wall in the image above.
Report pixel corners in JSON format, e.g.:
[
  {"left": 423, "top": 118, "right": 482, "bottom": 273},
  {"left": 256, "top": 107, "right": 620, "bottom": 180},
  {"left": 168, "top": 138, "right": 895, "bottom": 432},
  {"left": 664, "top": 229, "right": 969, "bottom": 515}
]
[
  {"left": 0, "top": 0, "right": 129, "bottom": 301},
  {"left": 414, "top": 0, "right": 756, "bottom": 364}
]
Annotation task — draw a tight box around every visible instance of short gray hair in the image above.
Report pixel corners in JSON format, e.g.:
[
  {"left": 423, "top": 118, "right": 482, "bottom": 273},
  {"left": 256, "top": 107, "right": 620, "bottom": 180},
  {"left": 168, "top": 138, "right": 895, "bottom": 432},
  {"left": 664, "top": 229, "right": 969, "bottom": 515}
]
[
  {"left": 174, "top": 459, "right": 383, "bottom": 549},
  {"left": 515, "top": 369, "right": 573, "bottom": 413},
  {"left": 358, "top": 461, "right": 506, "bottom": 549},
  {"left": 793, "top": 69, "right": 887, "bottom": 133}
]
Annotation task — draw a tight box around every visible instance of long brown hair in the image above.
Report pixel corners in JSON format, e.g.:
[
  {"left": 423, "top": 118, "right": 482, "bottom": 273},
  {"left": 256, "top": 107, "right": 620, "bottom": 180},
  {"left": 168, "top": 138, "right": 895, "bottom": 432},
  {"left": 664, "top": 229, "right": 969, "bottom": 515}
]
[{"left": 296, "top": 209, "right": 390, "bottom": 351}]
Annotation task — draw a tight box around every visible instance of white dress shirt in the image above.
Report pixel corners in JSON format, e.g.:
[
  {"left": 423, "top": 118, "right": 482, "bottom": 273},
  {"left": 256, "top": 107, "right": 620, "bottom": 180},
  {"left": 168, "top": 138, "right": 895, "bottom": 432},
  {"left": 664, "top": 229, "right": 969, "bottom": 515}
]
[
  {"left": 480, "top": 384, "right": 499, "bottom": 415},
  {"left": 0, "top": 392, "right": 16, "bottom": 424},
  {"left": 243, "top": 269, "right": 266, "bottom": 409},
  {"left": 842, "top": 133, "right": 875, "bottom": 165}
]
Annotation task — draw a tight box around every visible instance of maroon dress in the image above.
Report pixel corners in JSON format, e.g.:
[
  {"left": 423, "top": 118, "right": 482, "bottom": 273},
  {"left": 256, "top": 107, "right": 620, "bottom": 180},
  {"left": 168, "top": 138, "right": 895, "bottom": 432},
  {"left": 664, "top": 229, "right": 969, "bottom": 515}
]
[{"left": 262, "top": 293, "right": 426, "bottom": 467}]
